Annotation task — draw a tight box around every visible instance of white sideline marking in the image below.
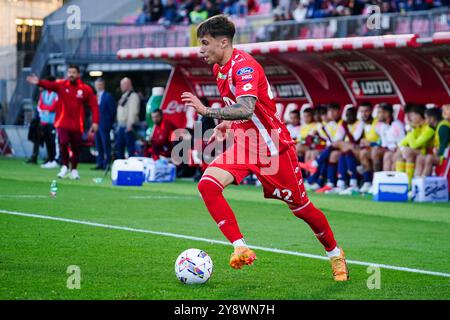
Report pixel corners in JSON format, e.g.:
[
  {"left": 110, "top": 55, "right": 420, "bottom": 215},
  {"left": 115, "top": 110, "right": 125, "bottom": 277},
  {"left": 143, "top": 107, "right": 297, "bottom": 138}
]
[
  {"left": 0, "top": 195, "right": 47, "bottom": 199},
  {"left": 129, "top": 195, "right": 196, "bottom": 200},
  {"left": 1, "top": 209, "right": 449, "bottom": 278}
]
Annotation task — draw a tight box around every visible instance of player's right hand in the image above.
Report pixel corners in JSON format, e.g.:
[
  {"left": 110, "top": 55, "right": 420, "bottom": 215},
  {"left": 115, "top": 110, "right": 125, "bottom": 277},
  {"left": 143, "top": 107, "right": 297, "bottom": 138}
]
[
  {"left": 208, "top": 121, "right": 231, "bottom": 144},
  {"left": 26, "top": 74, "right": 39, "bottom": 85}
]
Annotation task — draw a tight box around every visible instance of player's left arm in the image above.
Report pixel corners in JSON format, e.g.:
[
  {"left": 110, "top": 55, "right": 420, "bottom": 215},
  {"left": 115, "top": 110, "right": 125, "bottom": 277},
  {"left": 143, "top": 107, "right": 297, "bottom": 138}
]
[
  {"left": 182, "top": 61, "right": 260, "bottom": 120},
  {"left": 206, "top": 96, "right": 256, "bottom": 120},
  {"left": 180, "top": 93, "right": 256, "bottom": 120}
]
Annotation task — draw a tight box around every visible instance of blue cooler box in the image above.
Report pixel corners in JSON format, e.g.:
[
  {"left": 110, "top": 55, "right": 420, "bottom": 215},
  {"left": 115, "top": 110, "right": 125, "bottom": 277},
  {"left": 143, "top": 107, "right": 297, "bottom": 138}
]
[
  {"left": 129, "top": 157, "right": 176, "bottom": 183},
  {"left": 373, "top": 171, "right": 409, "bottom": 202},
  {"left": 111, "top": 159, "right": 145, "bottom": 186}
]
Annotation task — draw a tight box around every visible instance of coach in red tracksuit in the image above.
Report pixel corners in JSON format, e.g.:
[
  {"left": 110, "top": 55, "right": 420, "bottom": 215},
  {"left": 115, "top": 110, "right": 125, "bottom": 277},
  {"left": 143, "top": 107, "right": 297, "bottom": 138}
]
[{"left": 27, "top": 65, "right": 99, "bottom": 180}]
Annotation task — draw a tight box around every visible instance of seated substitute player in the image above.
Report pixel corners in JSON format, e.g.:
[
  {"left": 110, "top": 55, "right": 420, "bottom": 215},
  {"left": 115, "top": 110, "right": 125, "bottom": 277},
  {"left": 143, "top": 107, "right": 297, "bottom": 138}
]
[
  {"left": 313, "top": 104, "right": 343, "bottom": 193},
  {"left": 331, "top": 105, "right": 364, "bottom": 194},
  {"left": 357, "top": 103, "right": 381, "bottom": 193},
  {"left": 415, "top": 105, "right": 450, "bottom": 177},
  {"left": 303, "top": 105, "right": 328, "bottom": 190},
  {"left": 286, "top": 109, "right": 301, "bottom": 142},
  {"left": 145, "top": 109, "right": 176, "bottom": 160},
  {"left": 181, "top": 15, "right": 349, "bottom": 281},
  {"left": 394, "top": 104, "right": 435, "bottom": 185},
  {"left": 296, "top": 106, "right": 319, "bottom": 163},
  {"left": 375, "top": 103, "right": 405, "bottom": 171}
]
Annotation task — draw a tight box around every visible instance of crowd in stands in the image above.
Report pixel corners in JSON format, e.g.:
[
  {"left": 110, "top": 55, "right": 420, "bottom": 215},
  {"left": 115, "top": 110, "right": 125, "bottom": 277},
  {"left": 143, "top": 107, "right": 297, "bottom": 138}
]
[
  {"left": 136, "top": 0, "right": 257, "bottom": 25},
  {"left": 135, "top": 0, "right": 449, "bottom": 25},
  {"left": 283, "top": 102, "right": 450, "bottom": 196},
  {"left": 278, "top": 0, "right": 448, "bottom": 22}
]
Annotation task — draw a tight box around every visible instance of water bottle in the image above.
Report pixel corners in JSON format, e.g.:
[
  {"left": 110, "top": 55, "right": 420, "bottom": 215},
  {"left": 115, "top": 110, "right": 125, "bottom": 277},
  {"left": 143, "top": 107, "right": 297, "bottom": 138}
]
[
  {"left": 145, "top": 87, "right": 164, "bottom": 138},
  {"left": 50, "top": 180, "right": 58, "bottom": 197}
]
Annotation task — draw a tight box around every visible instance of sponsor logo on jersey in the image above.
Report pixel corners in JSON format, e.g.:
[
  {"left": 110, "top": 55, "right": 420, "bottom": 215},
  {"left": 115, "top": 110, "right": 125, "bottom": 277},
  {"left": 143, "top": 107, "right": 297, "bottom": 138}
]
[
  {"left": 217, "top": 72, "right": 227, "bottom": 80},
  {"left": 236, "top": 67, "right": 254, "bottom": 76},
  {"left": 242, "top": 83, "right": 253, "bottom": 92},
  {"left": 241, "top": 74, "right": 253, "bottom": 81}
]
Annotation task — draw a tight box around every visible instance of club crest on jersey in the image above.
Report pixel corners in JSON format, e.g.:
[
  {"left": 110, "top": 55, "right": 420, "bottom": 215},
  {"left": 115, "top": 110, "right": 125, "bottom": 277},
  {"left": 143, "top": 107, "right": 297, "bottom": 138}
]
[
  {"left": 237, "top": 67, "right": 254, "bottom": 76},
  {"left": 217, "top": 72, "right": 227, "bottom": 80}
]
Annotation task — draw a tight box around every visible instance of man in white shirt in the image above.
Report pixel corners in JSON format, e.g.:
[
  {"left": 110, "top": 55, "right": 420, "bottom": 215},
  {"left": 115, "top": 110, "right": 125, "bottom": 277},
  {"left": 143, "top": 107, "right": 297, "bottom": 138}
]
[
  {"left": 376, "top": 103, "right": 405, "bottom": 171},
  {"left": 115, "top": 77, "right": 141, "bottom": 159}
]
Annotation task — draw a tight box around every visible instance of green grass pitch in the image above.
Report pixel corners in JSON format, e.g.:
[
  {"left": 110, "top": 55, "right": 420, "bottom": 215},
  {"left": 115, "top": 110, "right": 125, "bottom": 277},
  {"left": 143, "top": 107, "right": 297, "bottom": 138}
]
[{"left": 0, "top": 158, "right": 449, "bottom": 299}]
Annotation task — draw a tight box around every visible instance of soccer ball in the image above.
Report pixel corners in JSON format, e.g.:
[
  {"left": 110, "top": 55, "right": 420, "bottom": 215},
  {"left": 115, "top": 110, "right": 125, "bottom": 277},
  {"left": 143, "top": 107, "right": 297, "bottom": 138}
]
[{"left": 175, "top": 248, "right": 213, "bottom": 284}]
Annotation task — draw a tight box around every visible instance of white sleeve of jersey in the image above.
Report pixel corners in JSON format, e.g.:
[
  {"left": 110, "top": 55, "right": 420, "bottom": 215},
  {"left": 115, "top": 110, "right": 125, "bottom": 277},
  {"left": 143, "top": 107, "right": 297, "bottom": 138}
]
[
  {"left": 392, "top": 121, "right": 406, "bottom": 144},
  {"left": 353, "top": 121, "right": 364, "bottom": 142},
  {"left": 334, "top": 124, "right": 345, "bottom": 142}
]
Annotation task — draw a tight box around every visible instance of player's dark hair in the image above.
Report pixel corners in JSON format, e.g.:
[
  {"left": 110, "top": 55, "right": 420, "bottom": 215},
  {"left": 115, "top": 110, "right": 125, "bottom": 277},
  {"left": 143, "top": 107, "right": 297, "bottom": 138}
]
[
  {"left": 68, "top": 64, "right": 80, "bottom": 73},
  {"left": 380, "top": 102, "right": 393, "bottom": 115},
  {"left": 359, "top": 102, "right": 372, "bottom": 109},
  {"left": 404, "top": 103, "right": 415, "bottom": 114},
  {"left": 346, "top": 106, "right": 357, "bottom": 122},
  {"left": 46, "top": 76, "right": 56, "bottom": 82},
  {"left": 327, "top": 103, "right": 340, "bottom": 111},
  {"left": 290, "top": 109, "right": 300, "bottom": 116},
  {"left": 151, "top": 108, "right": 163, "bottom": 116},
  {"left": 425, "top": 107, "right": 442, "bottom": 122},
  {"left": 197, "top": 15, "right": 235, "bottom": 41},
  {"left": 409, "top": 104, "right": 426, "bottom": 118},
  {"left": 304, "top": 108, "right": 314, "bottom": 114},
  {"left": 316, "top": 105, "right": 327, "bottom": 115}
]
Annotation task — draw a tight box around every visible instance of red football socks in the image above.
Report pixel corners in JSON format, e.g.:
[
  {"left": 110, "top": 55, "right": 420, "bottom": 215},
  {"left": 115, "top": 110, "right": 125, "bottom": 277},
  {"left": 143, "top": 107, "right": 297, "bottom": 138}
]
[
  {"left": 198, "top": 175, "right": 243, "bottom": 243},
  {"left": 291, "top": 202, "right": 337, "bottom": 252}
]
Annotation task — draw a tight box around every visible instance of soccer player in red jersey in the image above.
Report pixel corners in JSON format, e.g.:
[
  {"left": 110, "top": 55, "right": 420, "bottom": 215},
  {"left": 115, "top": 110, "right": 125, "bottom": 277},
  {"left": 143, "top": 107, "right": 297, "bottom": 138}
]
[{"left": 181, "top": 15, "right": 349, "bottom": 281}]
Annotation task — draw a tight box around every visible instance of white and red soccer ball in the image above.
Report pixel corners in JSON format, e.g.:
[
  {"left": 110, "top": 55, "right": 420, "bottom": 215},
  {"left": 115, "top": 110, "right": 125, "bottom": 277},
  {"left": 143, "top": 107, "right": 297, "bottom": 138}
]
[{"left": 175, "top": 248, "right": 213, "bottom": 284}]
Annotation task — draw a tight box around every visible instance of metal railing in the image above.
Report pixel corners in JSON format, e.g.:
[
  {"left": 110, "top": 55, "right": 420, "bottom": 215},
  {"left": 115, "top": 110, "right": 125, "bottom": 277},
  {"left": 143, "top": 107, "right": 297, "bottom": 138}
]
[{"left": 45, "top": 21, "right": 192, "bottom": 59}]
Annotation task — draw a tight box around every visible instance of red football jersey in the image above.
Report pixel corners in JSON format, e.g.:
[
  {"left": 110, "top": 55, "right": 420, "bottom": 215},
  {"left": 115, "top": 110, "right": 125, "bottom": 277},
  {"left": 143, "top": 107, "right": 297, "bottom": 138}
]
[{"left": 213, "top": 49, "right": 294, "bottom": 156}]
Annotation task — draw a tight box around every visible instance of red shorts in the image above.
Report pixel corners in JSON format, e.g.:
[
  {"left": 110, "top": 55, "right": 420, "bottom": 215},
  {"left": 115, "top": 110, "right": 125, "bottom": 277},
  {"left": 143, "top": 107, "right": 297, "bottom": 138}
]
[{"left": 208, "top": 144, "right": 310, "bottom": 209}]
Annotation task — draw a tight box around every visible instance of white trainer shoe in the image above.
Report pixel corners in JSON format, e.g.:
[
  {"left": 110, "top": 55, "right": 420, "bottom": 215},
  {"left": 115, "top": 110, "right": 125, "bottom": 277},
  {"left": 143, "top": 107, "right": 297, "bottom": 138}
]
[
  {"left": 310, "top": 183, "right": 321, "bottom": 191},
  {"left": 339, "top": 186, "right": 360, "bottom": 196},
  {"left": 325, "top": 186, "right": 346, "bottom": 194},
  {"left": 57, "top": 165, "right": 69, "bottom": 178},
  {"left": 359, "top": 182, "right": 372, "bottom": 194},
  {"left": 70, "top": 169, "right": 80, "bottom": 180},
  {"left": 41, "top": 160, "right": 59, "bottom": 169},
  {"left": 304, "top": 182, "right": 313, "bottom": 191},
  {"left": 305, "top": 182, "right": 321, "bottom": 191}
]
